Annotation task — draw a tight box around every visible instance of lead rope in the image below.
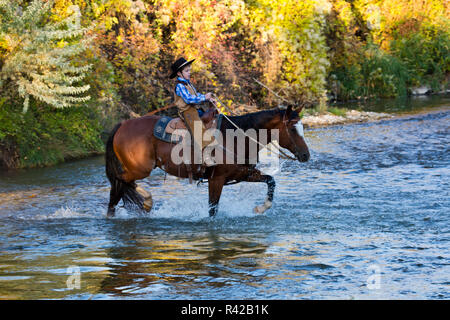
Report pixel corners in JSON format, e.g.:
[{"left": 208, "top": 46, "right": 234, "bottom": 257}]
[{"left": 210, "top": 95, "right": 298, "bottom": 161}]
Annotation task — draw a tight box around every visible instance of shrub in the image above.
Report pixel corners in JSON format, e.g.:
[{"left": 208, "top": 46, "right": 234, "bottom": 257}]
[
  {"left": 390, "top": 22, "right": 450, "bottom": 91},
  {"left": 0, "top": 97, "right": 104, "bottom": 168},
  {"left": 329, "top": 43, "right": 409, "bottom": 100}
]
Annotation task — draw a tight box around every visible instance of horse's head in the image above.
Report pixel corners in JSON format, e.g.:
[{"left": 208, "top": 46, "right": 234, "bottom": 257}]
[{"left": 274, "top": 105, "right": 310, "bottom": 162}]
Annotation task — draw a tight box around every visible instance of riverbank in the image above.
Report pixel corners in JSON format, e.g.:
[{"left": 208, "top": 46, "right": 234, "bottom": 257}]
[
  {"left": 0, "top": 102, "right": 106, "bottom": 170},
  {"left": 301, "top": 93, "right": 450, "bottom": 127},
  {"left": 301, "top": 109, "right": 393, "bottom": 128},
  {"left": 1, "top": 94, "right": 448, "bottom": 170},
  {"left": 0, "top": 107, "right": 386, "bottom": 170},
  {"left": 233, "top": 103, "right": 394, "bottom": 128}
]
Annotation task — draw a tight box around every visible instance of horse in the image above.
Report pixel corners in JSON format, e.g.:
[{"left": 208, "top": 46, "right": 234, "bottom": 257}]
[{"left": 105, "top": 105, "right": 310, "bottom": 217}]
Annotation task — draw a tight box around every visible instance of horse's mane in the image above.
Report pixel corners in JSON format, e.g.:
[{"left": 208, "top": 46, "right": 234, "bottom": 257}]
[{"left": 221, "top": 108, "right": 293, "bottom": 131}]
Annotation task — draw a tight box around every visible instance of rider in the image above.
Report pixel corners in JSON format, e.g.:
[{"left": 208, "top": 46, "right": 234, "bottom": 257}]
[{"left": 170, "top": 57, "right": 216, "bottom": 166}]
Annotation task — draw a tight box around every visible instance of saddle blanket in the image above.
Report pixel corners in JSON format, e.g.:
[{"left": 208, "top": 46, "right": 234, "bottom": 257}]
[{"left": 153, "top": 114, "right": 223, "bottom": 144}]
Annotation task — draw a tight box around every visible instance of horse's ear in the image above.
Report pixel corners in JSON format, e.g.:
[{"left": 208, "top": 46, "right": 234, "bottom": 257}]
[
  {"left": 286, "top": 105, "right": 293, "bottom": 117},
  {"left": 284, "top": 105, "right": 300, "bottom": 124},
  {"left": 294, "top": 105, "right": 304, "bottom": 114}
]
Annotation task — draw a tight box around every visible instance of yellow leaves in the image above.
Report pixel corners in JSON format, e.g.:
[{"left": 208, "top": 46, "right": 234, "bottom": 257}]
[
  {"left": 92, "top": 3, "right": 102, "bottom": 17},
  {"left": 161, "top": 0, "right": 245, "bottom": 60},
  {"left": 249, "top": 0, "right": 330, "bottom": 104},
  {"left": 314, "top": 0, "right": 332, "bottom": 15},
  {"left": 363, "top": 0, "right": 449, "bottom": 43},
  {"left": 0, "top": 36, "right": 11, "bottom": 58},
  {"left": 334, "top": 0, "right": 354, "bottom": 27},
  {"left": 51, "top": 0, "right": 73, "bottom": 21},
  {"left": 160, "top": 14, "right": 171, "bottom": 25},
  {"left": 220, "top": 106, "right": 227, "bottom": 115},
  {"left": 104, "top": 16, "right": 119, "bottom": 31},
  {"left": 214, "top": 99, "right": 229, "bottom": 115},
  {"left": 56, "top": 40, "right": 67, "bottom": 48}
]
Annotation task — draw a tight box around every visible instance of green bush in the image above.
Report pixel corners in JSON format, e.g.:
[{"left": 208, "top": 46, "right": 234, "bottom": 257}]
[
  {"left": 329, "top": 43, "right": 409, "bottom": 101},
  {"left": 390, "top": 24, "right": 450, "bottom": 91},
  {"left": 360, "top": 45, "right": 410, "bottom": 98},
  {"left": 0, "top": 98, "right": 104, "bottom": 168}
]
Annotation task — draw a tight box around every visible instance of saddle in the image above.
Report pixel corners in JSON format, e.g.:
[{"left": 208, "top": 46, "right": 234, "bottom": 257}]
[{"left": 153, "top": 110, "right": 223, "bottom": 144}]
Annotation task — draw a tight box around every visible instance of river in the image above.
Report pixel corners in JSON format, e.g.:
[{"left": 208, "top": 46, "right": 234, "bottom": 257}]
[{"left": 0, "top": 95, "right": 449, "bottom": 299}]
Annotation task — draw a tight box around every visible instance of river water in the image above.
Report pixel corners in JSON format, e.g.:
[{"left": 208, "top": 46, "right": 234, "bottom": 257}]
[{"left": 0, "top": 96, "right": 449, "bottom": 299}]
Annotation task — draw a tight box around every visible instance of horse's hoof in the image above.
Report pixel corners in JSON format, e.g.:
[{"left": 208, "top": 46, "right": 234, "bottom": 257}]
[
  {"left": 209, "top": 208, "right": 217, "bottom": 217},
  {"left": 254, "top": 205, "right": 265, "bottom": 214},
  {"left": 107, "top": 208, "right": 115, "bottom": 218},
  {"left": 136, "top": 186, "right": 150, "bottom": 198},
  {"left": 143, "top": 198, "right": 153, "bottom": 212},
  {"left": 254, "top": 200, "right": 272, "bottom": 214}
]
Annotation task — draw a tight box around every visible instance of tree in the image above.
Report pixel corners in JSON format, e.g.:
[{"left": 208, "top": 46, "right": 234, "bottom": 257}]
[
  {"left": 248, "top": 0, "right": 331, "bottom": 107},
  {"left": 0, "top": 0, "right": 92, "bottom": 112}
]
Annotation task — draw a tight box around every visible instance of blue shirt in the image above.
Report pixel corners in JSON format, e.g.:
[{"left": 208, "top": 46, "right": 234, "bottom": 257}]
[{"left": 175, "top": 77, "right": 206, "bottom": 116}]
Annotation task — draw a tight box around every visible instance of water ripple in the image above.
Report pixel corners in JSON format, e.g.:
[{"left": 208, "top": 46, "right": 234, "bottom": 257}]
[{"left": 0, "top": 105, "right": 448, "bottom": 299}]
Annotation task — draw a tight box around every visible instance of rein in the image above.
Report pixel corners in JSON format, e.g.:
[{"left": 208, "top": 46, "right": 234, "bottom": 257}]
[{"left": 211, "top": 95, "right": 298, "bottom": 161}]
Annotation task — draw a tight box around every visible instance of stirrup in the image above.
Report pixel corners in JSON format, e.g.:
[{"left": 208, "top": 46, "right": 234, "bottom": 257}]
[{"left": 197, "top": 178, "right": 207, "bottom": 186}]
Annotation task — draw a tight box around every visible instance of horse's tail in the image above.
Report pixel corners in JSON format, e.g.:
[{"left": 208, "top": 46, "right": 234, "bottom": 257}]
[
  {"left": 105, "top": 123, "right": 123, "bottom": 189},
  {"left": 105, "top": 122, "right": 144, "bottom": 215}
]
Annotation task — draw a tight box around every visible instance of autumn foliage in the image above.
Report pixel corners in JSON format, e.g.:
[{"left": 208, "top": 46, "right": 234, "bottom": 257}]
[
  {"left": 0, "top": 0, "right": 449, "bottom": 168},
  {"left": 1, "top": 0, "right": 449, "bottom": 114}
]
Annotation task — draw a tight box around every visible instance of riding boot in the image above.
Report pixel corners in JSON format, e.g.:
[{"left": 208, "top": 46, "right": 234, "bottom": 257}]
[{"left": 181, "top": 107, "right": 217, "bottom": 168}]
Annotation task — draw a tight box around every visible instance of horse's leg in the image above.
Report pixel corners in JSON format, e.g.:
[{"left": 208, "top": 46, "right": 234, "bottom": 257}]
[
  {"left": 244, "top": 169, "right": 275, "bottom": 214},
  {"left": 208, "top": 176, "right": 226, "bottom": 217},
  {"left": 107, "top": 185, "right": 124, "bottom": 218},
  {"left": 108, "top": 180, "right": 149, "bottom": 217},
  {"left": 136, "top": 184, "right": 153, "bottom": 212}
]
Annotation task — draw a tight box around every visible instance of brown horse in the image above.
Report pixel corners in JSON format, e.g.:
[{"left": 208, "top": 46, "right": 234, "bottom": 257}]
[{"left": 105, "top": 105, "right": 310, "bottom": 217}]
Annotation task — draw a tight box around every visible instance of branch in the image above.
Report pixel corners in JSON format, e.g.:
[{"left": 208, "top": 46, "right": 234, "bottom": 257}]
[
  {"left": 252, "top": 77, "right": 295, "bottom": 105},
  {"left": 145, "top": 103, "right": 176, "bottom": 116}
]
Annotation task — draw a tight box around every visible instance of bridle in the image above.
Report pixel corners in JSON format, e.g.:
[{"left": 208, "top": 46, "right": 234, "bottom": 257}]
[
  {"left": 210, "top": 97, "right": 301, "bottom": 161},
  {"left": 281, "top": 111, "right": 305, "bottom": 161}
]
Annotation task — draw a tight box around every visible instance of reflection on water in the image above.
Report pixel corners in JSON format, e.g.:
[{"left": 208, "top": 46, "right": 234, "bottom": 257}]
[
  {"left": 99, "top": 224, "right": 269, "bottom": 299},
  {"left": 0, "top": 97, "right": 449, "bottom": 299}
]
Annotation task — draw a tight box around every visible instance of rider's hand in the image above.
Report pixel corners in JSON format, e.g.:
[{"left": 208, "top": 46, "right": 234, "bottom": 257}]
[
  {"left": 206, "top": 92, "right": 217, "bottom": 103},
  {"left": 207, "top": 94, "right": 217, "bottom": 105}
]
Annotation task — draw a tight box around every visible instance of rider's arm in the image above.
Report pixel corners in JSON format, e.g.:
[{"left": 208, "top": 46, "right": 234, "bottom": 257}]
[{"left": 175, "top": 83, "right": 206, "bottom": 105}]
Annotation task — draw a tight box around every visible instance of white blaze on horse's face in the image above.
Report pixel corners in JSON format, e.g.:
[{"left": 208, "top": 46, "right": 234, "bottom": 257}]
[{"left": 295, "top": 120, "right": 304, "bottom": 138}]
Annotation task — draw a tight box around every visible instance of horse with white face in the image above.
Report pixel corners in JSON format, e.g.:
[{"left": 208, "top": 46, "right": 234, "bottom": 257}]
[{"left": 105, "top": 105, "right": 310, "bottom": 217}]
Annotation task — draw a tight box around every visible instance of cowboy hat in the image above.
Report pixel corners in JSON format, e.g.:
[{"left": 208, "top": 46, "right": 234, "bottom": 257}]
[{"left": 169, "top": 57, "right": 195, "bottom": 79}]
